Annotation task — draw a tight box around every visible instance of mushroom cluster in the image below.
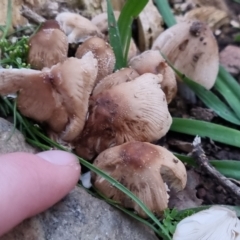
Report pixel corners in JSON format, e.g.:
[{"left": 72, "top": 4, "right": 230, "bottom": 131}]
[{"left": 0, "top": 10, "right": 220, "bottom": 216}]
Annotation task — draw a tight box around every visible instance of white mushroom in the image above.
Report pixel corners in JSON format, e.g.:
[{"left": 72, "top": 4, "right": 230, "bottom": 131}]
[
  {"left": 173, "top": 206, "right": 240, "bottom": 240},
  {"left": 55, "top": 12, "right": 104, "bottom": 43}
]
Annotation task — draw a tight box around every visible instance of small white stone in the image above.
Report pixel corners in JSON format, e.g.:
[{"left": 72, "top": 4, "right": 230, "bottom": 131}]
[
  {"left": 230, "top": 20, "right": 240, "bottom": 28},
  {"left": 80, "top": 171, "right": 92, "bottom": 189}
]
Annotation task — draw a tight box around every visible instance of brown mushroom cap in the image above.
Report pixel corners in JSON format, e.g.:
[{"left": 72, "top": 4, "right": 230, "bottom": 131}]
[
  {"left": 151, "top": 20, "right": 219, "bottom": 90},
  {"left": 92, "top": 68, "right": 139, "bottom": 96},
  {"left": 28, "top": 20, "right": 68, "bottom": 70},
  {"left": 0, "top": 53, "right": 98, "bottom": 142},
  {"left": 129, "top": 50, "right": 177, "bottom": 103},
  {"left": 74, "top": 73, "right": 172, "bottom": 160},
  {"left": 55, "top": 12, "right": 103, "bottom": 43},
  {"left": 75, "top": 37, "right": 116, "bottom": 84},
  {"left": 48, "top": 53, "right": 98, "bottom": 141},
  {"left": 92, "top": 141, "right": 187, "bottom": 217}
]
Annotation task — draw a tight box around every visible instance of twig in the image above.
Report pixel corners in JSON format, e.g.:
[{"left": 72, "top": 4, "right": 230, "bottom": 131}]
[
  {"left": 191, "top": 136, "right": 240, "bottom": 199},
  {"left": 21, "top": 5, "right": 46, "bottom": 24}
]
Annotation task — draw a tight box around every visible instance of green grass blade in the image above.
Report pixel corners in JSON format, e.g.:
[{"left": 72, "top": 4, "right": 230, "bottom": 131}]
[
  {"left": 175, "top": 153, "right": 240, "bottom": 180},
  {"left": 117, "top": 0, "right": 148, "bottom": 62},
  {"left": 154, "top": 0, "right": 176, "bottom": 27},
  {"left": 0, "top": 105, "right": 7, "bottom": 116},
  {"left": 174, "top": 153, "right": 196, "bottom": 167},
  {"left": 215, "top": 65, "right": 240, "bottom": 120},
  {"left": 177, "top": 205, "right": 240, "bottom": 217},
  {"left": 106, "top": 0, "right": 125, "bottom": 70},
  {"left": 210, "top": 160, "right": 240, "bottom": 180},
  {"left": 170, "top": 118, "right": 240, "bottom": 148},
  {"left": 214, "top": 76, "right": 240, "bottom": 120},
  {"left": 2, "top": 98, "right": 38, "bottom": 141},
  {"left": 0, "top": 97, "right": 9, "bottom": 116},
  {"left": 218, "top": 65, "right": 240, "bottom": 98},
  {"left": 173, "top": 67, "right": 240, "bottom": 125},
  {"left": 6, "top": 98, "right": 17, "bottom": 141},
  {"left": 1, "top": 0, "right": 12, "bottom": 40},
  {"left": 26, "top": 139, "right": 51, "bottom": 151}
]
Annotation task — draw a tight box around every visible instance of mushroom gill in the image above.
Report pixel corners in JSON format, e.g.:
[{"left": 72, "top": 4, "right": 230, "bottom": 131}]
[
  {"left": 92, "top": 141, "right": 187, "bottom": 218},
  {"left": 74, "top": 73, "right": 172, "bottom": 160}
]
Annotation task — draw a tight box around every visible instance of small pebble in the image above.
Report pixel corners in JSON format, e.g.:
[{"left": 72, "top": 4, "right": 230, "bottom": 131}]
[{"left": 230, "top": 20, "right": 240, "bottom": 28}]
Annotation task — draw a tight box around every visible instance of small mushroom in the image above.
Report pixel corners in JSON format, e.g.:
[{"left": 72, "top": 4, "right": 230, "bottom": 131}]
[
  {"left": 0, "top": 53, "right": 98, "bottom": 142},
  {"left": 92, "top": 68, "right": 139, "bottom": 96},
  {"left": 28, "top": 20, "right": 68, "bottom": 70},
  {"left": 129, "top": 50, "right": 177, "bottom": 103},
  {"left": 152, "top": 20, "right": 219, "bottom": 90},
  {"left": 92, "top": 141, "right": 187, "bottom": 218},
  {"left": 74, "top": 73, "right": 172, "bottom": 160},
  {"left": 75, "top": 36, "right": 116, "bottom": 83},
  {"left": 55, "top": 12, "right": 104, "bottom": 43}
]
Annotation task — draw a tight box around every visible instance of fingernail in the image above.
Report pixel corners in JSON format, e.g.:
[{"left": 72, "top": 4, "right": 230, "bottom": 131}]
[{"left": 37, "top": 150, "right": 79, "bottom": 166}]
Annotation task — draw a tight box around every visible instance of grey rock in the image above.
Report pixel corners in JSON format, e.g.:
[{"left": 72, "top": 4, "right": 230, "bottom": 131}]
[
  {"left": 1, "top": 187, "right": 158, "bottom": 240},
  {"left": 0, "top": 117, "right": 36, "bottom": 154}
]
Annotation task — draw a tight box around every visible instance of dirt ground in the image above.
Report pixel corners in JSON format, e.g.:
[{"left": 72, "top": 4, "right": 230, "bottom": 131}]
[{"left": 163, "top": 0, "right": 240, "bottom": 208}]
